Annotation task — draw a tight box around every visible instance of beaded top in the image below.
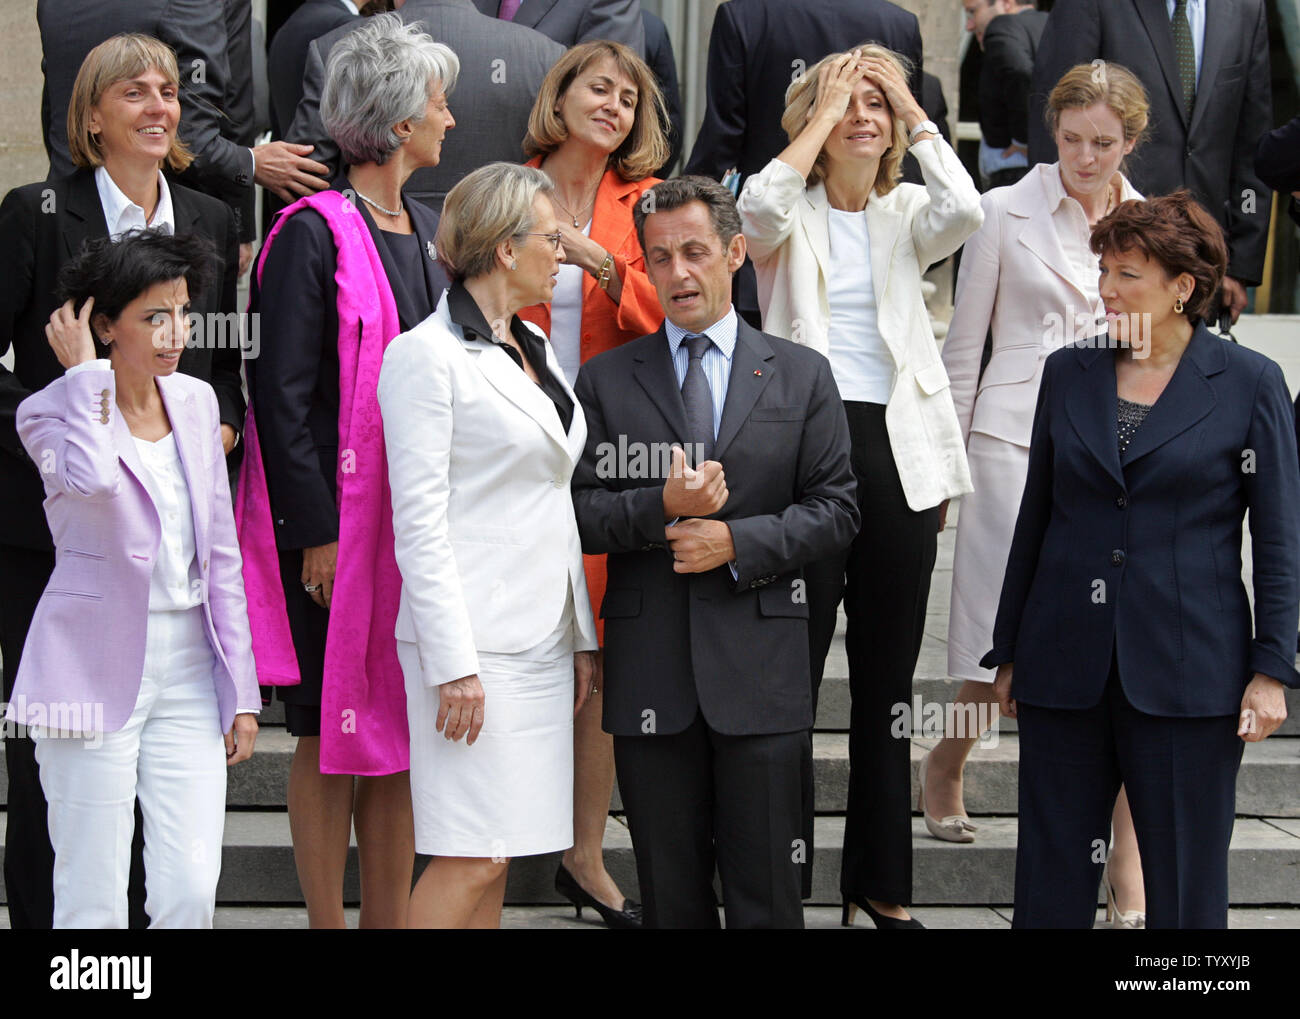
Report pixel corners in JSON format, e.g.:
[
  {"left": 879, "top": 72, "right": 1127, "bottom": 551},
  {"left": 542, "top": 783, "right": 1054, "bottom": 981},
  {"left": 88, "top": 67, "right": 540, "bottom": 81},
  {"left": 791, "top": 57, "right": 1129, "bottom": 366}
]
[{"left": 1117, "top": 397, "right": 1153, "bottom": 456}]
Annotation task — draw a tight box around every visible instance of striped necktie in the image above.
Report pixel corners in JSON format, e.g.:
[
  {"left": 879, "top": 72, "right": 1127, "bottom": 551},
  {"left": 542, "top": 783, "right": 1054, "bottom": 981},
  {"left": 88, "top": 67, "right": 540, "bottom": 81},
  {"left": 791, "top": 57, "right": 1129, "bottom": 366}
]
[
  {"left": 1171, "top": 0, "right": 1196, "bottom": 115},
  {"left": 680, "top": 332, "right": 715, "bottom": 465}
]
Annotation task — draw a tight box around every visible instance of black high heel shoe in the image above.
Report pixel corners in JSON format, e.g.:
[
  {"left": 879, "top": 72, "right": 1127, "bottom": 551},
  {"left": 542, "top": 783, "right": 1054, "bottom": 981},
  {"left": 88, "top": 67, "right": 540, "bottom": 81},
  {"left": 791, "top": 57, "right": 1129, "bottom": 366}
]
[
  {"left": 841, "top": 897, "right": 925, "bottom": 930},
  {"left": 555, "top": 863, "right": 643, "bottom": 929}
]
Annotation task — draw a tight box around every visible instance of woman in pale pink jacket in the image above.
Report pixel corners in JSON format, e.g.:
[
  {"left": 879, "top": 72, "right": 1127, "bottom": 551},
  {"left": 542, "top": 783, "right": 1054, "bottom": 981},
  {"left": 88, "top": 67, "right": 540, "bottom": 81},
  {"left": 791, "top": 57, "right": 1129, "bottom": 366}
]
[{"left": 927, "top": 63, "right": 1150, "bottom": 927}]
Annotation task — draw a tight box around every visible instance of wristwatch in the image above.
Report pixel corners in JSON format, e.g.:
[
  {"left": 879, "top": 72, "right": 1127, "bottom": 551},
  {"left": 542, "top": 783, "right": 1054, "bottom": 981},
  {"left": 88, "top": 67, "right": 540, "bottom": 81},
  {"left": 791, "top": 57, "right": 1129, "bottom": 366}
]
[{"left": 908, "top": 120, "right": 939, "bottom": 144}]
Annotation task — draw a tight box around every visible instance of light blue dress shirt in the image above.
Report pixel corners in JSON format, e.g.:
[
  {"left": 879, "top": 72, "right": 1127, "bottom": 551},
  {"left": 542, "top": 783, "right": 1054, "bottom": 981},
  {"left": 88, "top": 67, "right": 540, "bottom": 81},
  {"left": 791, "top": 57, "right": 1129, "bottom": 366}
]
[
  {"left": 1166, "top": 0, "right": 1205, "bottom": 83},
  {"left": 665, "top": 306, "right": 738, "bottom": 442}
]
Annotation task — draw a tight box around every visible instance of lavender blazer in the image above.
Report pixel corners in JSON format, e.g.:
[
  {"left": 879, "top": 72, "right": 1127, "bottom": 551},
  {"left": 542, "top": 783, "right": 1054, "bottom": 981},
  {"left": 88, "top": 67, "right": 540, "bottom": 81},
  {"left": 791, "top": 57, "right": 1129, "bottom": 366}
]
[{"left": 7, "top": 364, "right": 259, "bottom": 734}]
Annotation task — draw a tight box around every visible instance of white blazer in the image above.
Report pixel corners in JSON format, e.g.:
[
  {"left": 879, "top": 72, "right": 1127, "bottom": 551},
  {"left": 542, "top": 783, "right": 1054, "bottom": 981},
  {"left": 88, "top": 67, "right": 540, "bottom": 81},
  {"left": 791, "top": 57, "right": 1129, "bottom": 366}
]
[
  {"left": 942, "top": 161, "right": 1142, "bottom": 448},
  {"left": 377, "top": 294, "right": 598, "bottom": 688},
  {"left": 739, "top": 138, "right": 983, "bottom": 510}
]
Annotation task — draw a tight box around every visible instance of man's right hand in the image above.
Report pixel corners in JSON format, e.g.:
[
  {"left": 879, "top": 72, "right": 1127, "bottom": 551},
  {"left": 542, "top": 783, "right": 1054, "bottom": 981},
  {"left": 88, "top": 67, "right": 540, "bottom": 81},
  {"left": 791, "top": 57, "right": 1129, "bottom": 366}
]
[
  {"left": 663, "top": 444, "right": 728, "bottom": 519},
  {"left": 252, "top": 141, "right": 331, "bottom": 202}
]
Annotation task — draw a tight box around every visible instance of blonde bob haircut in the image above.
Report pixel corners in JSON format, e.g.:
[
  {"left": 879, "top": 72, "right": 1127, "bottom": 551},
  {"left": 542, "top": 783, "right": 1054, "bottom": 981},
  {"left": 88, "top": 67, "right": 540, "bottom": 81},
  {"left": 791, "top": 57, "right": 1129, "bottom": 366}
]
[
  {"left": 1045, "top": 62, "right": 1150, "bottom": 150},
  {"left": 436, "top": 163, "right": 554, "bottom": 282},
  {"left": 68, "top": 33, "right": 193, "bottom": 172},
  {"left": 523, "top": 41, "right": 669, "bottom": 183},
  {"left": 780, "top": 43, "right": 912, "bottom": 194}
]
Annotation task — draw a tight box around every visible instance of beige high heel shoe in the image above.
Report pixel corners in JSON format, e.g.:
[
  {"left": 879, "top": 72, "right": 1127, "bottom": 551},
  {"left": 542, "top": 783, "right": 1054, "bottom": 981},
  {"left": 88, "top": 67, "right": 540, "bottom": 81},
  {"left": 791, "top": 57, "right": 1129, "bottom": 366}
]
[
  {"left": 1102, "top": 861, "right": 1146, "bottom": 929},
  {"left": 917, "top": 752, "right": 976, "bottom": 843}
]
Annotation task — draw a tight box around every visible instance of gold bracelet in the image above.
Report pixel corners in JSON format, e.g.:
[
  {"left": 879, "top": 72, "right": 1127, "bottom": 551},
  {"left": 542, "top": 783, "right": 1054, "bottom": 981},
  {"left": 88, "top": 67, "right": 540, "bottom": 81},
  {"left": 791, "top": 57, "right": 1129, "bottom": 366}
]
[{"left": 596, "top": 253, "right": 614, "bottom": 291}]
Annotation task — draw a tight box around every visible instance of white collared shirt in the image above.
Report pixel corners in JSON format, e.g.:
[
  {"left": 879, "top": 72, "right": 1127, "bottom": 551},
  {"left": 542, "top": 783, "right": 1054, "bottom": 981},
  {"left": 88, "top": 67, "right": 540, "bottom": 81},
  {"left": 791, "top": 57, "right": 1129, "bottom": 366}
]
[
  {"left": 131, "top": 431, "right": 203, "bottom": 613},
  {"left": 95, "top": 166, "right": 175, "bottom": 239}
]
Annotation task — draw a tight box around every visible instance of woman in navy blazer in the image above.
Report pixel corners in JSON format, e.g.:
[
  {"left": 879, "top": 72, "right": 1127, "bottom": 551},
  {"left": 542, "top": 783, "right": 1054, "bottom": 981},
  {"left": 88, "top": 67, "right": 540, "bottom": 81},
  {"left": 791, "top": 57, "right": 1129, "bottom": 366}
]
[{"left": 983, "top": 192, "right": 1300, "bottom": 928}]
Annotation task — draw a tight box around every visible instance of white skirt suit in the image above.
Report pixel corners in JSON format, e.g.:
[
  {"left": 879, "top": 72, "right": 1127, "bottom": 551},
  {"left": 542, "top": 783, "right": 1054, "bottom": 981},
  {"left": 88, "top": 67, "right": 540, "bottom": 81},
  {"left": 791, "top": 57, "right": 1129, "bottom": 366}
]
[
  {"left": 940, "top": 163, "right": 1141, "bottom": 683},
  {"left": 377, "top": 291, "right": 598, "bottom": 858}
]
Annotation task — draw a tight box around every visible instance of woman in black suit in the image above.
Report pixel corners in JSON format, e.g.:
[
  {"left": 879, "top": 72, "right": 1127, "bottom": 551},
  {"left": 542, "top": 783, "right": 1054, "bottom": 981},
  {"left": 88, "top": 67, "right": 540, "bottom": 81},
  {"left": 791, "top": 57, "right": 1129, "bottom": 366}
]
[
  {"left": 0, "top": 32, "right": 241, "bottom": 930},
  {"left": 985, "top": 191, "right": 1300, "bottom": 929},
  {"left": 241, "top": 14, "right": 452, "bottom": 929}
]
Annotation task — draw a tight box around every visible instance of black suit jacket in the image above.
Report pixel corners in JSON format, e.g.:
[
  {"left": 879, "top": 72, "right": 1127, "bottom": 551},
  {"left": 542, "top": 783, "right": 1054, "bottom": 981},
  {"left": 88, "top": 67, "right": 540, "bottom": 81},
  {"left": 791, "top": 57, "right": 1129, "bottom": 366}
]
[
  {"left": 38, "top": 0, "right": 255, "bottom": 203},
  {"left": 979, "top": 8, "right": 1047, "bottom": 149},
  {"left": 268, "top": 0, "right": 358, "bottom": 139},
  {"left": 572, "top": 317, "right": 859, "bottom": 737},
  {"left": 246, "top": 178, "right": 447, "bottom": 551},
  {"left": 642, "top": 8, "right": 683, "bottom": 177},
  {"left": 983, "top": 326, "right": 1300, "bottom": 716},
  {"left": 684, "top": 0, "right": 922, "bottom": 181},
  {"left": 470, "top": 0, "right": 644, "bottom": 53},
  {"left": 1255, "top": 115, "right": 1300, "bottom": 228},
  {"left": 222, "top": 0, "right": 259, "bottom": 242},
  {"left": 0, "top": 169, "right": 243, "bottom": 551},
  {"left": 1028, "top": 0, "right": 1272, "bottom": 285}
]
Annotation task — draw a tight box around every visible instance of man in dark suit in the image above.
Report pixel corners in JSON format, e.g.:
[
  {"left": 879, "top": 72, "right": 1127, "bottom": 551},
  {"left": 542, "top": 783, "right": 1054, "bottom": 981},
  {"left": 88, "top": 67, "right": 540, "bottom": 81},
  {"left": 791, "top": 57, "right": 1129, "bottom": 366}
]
[
  {"left": 965, "top": 0, "right": 1047, "bottom": 188},
  {"left": 571, "top": 177, "right": 859, "bottom": 928},
  {"left": 268, "top": 0, "right": 359, "bottom": 139},
  {"left": 642, "top": 8, "right": 683, "bottom": 177},
  {"left": 471, "top": 0, "right": 643, "bottom": 53},
  {"left": 38, "top": 0, "right": 331, "bottom": 207},
  {"left": 0, "top": 170, "right": 243, "bottom": 929},
  {"left": 221, "top": 0, "right": 259, "bottom": 267},
  {"left": 1027, "top": 0, "right": 1273, "bottom": 322},
  {"left": 683, "top": 0, "right": 922, "bottom": 327},
  {"left": 287, "top": 0, "right": 562, "bottom": 211}
]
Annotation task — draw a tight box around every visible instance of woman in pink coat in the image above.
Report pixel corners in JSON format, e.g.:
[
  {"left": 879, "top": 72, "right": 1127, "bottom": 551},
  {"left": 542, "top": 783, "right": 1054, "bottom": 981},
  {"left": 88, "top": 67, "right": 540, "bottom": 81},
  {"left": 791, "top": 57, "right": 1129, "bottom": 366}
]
[
  {"left": 8, "top": 231, "right": 260, "bottom": 928},
  {"left": 926, "top": 63, "right": 1149, "bottom": 926}
]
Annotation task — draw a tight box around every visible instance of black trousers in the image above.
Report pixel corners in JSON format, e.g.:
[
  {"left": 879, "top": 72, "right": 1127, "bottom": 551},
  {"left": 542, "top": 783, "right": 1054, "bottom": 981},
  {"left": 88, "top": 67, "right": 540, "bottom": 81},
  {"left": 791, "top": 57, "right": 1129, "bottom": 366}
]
[
  {"left": 1014, "top": 665, "right": 1244, "bottom": 929},
  {"left": 806, "top": 403, "right": 938, "bottom": 905},
  {"left": 613, "top": 712, "right": 806, "bottom": 929},
  {"left": 0, "top": 544, "right": 148, "bottom": 929}
]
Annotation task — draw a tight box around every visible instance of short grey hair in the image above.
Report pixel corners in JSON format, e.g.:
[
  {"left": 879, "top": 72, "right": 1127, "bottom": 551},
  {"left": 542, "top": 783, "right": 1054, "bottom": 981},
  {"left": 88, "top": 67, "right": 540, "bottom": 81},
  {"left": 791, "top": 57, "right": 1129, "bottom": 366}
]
[
  {"left": 321, "top": 13, "right": 460, "bottom": 166},
  {"left": 436, "top": 163, "right": 554, "bottom": 282}
]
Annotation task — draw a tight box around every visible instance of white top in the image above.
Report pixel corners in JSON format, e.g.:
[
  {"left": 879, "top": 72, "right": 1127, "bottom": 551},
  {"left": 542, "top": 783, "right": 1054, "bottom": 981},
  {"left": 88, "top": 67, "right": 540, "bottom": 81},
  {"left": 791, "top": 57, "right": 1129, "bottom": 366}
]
[
  {"left": 825, "top": 208, "right": 894, "bottom": 404},
  {"left": 1042, "top": 164, "right": 1106, "bottom": 317},
  {"left": 549, "top": 220, "right": 590, "bottom": 386},
  {"left": 131, "top": 432, "right": 202, "bottom": 612},
  {"left": 95, "top": 166, "right": 175, "bottom": 239}
]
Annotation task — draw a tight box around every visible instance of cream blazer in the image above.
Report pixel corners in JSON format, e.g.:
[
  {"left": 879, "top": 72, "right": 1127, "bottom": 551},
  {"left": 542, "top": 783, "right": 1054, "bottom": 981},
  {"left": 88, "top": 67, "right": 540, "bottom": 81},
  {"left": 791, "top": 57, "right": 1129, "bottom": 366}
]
[
  {"left": 377, "top": 294, "right": 598, "bottom": 687},
  {"left": 739, "top": 138, "right": 983, "bottom": 510},
  {"left": 942, "top": 161, "right": 1142, "bottom": 448}
]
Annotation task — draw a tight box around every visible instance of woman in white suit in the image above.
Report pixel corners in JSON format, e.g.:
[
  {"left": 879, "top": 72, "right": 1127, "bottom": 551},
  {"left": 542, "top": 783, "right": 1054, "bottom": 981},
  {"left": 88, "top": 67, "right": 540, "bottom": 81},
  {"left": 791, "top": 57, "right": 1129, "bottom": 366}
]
[
  {"left": 738, "top": 45, "right": 982, "bottom": 928},
  {"left": 377, "top": 162, "right": 599, "bottom": 929},
  {"left": 927, "top": 63, "right": 1150, "bottom": 926}
]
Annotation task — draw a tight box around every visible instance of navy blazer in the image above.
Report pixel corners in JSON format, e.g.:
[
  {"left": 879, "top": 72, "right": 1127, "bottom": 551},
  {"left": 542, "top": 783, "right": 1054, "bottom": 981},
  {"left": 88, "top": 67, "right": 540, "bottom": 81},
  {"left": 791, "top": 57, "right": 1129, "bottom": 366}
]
[{"left": 982, "top": 324, "right": 1300, "bottom": 716}]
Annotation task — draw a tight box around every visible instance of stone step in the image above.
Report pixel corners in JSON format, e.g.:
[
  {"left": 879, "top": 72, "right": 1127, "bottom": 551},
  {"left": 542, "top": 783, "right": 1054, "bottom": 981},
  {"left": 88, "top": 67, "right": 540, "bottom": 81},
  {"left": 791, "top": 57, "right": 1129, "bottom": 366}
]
[
  {"left": 6, "top": 813, "right": 1293, "bottom": 907},
  {"left": 19, "top": 727, "right": 1286, "bottom": 818}
]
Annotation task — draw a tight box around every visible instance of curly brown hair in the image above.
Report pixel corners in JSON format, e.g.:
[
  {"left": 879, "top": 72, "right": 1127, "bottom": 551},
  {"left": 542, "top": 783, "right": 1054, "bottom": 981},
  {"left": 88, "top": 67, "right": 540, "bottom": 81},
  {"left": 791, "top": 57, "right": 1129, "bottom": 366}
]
[{"left": 1089, "top": 190, "right": 1228, "bottom": 323}]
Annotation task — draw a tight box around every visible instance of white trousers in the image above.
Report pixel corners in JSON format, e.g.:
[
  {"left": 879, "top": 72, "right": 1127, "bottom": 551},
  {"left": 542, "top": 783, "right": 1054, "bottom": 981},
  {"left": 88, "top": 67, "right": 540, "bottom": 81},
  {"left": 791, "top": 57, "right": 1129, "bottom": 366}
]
[{"left": 34, "top": 607, "right": 228, "bottom": 929}]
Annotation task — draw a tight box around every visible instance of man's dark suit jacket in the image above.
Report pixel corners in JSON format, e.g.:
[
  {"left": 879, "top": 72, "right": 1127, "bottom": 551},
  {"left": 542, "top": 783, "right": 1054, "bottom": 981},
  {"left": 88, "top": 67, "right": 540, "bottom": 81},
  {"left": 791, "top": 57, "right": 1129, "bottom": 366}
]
[
  {"left": 471, "top": 0, "right": 644, "bottom": 54},
  {"left": 979, "top": 8, "right": 1048, "bottom": 149},
  {"left": 1255, "top": 115, "right": 1300, "bottom": 229},
  {"left": 288, "top": 0, "right": 563, "bottom": 212},
  {"left": 983, "top": 325, "right": 1300, "bottom": 716},
  {"left": 222, "top": 0, "right": 259, "bottom": 242},
  {"left": 0, "top": 169, "right": 243, "bottom": 552},
  {"left": 247, "top": 177, "right": 447, "bottom": 551},
  {"left": 38, "top": 0, "right": 255, "bottom": 204},
  {"left": 1027, "top": 0, "right": 1273, "bottom": 285},
  {"left": 683, "top": 0, "right": 922, "bottom": 181},
  {"left": 268, "top": 0, "right": 358, "bottom": 139},
  {"left": 572, "top": 318, "right": 860, "bottom": 737},
  {"left": 642, "top": 8, "right": 683, "bottom": 177}
]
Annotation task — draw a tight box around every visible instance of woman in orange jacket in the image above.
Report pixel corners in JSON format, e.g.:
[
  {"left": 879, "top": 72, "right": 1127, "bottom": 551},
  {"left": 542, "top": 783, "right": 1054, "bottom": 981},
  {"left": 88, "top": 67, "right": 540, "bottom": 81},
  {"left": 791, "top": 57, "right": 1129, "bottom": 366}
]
[{"left": 519, "top": 40, "right": 669, "bottom": 929}]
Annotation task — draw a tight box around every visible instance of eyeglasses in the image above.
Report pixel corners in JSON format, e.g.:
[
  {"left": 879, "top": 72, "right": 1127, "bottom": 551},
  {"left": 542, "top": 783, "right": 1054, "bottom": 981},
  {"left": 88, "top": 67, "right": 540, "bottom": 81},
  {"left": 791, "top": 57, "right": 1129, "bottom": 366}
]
[{"left": 524, "top": 232, "right": 563, "bottom": 251}]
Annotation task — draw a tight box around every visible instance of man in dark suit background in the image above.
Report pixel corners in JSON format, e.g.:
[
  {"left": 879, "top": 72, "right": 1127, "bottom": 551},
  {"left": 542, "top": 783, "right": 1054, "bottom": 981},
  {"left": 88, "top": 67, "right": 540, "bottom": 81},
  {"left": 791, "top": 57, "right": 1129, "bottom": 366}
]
[
  {"left": 571, "top": 177, "right": 859, "bottom": 928},
  {"left": 38, "top": 0, "right": 332, "bottom": 209},
  {"left": 1027, "top": 0, "right": 1273, "bottom": 322},
  {"left": 471, "top": 0, "right": 644, "bottom": 54},
  {"left": 287, "top": 0, "right": 562, "bottom": 211},
  {"left": 642, "top": 8, "right": 683, "bottom": 177},
  {"left": 682, "top": 0, "right": 922, "bottom": 327}
]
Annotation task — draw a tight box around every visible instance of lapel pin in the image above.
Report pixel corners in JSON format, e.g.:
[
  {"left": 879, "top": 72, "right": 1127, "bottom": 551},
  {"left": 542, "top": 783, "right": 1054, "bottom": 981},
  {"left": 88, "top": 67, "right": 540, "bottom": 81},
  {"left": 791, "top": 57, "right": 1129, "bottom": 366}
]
[
  {"left": 754, "top": 369, "right": 763, "bottom": 376},
  {"left": 426, "top": 240, "right": 437, "bottom": 261}
]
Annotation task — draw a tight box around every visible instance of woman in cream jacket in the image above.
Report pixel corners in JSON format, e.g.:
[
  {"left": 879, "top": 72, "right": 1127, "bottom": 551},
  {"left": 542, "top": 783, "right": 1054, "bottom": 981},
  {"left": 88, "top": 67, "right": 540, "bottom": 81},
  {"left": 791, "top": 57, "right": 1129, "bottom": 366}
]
[
  {"left": 928, "top": 63, "right": 1150, "bottom": 927},
  {"left": 738, "top": 44, "right": 981, "bottom": 928}
]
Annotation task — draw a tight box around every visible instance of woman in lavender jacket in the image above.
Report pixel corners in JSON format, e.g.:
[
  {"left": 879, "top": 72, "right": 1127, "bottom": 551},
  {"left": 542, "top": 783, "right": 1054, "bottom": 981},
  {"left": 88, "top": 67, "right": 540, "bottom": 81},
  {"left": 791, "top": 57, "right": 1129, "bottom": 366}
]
[{"left": 6, "top": 231, "right": 259, "bottom": 928}]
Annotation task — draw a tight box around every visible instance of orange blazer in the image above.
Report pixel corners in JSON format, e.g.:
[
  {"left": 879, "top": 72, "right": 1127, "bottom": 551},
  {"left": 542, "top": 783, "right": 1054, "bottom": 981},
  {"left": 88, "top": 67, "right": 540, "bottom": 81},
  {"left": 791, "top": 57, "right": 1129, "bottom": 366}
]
[{"left": 520, "top": 160, "right": 664, "bottom": 643}]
